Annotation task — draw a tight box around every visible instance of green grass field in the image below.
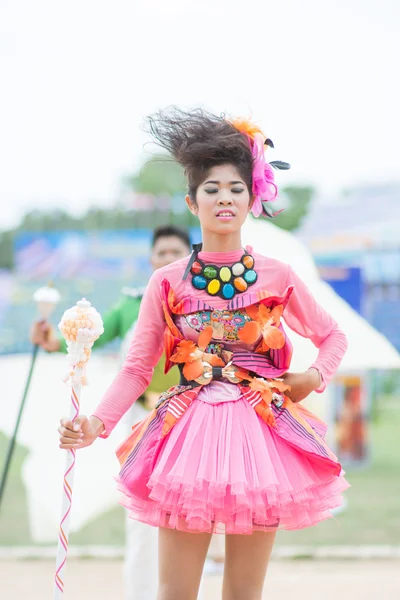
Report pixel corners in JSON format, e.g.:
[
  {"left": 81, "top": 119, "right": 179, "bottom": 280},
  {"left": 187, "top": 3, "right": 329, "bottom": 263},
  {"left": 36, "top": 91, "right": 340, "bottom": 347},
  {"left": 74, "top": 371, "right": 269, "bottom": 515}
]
[{"left": 1, "top": 399, "right": 399, "bottom": 547}]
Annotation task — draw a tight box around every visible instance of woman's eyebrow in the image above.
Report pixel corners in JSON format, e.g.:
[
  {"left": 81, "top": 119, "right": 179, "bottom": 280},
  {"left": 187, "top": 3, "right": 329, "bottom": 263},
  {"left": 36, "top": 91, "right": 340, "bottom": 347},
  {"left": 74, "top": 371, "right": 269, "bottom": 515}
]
[{"left": 204, "top": 180, "right": 244, "bottom": 185}]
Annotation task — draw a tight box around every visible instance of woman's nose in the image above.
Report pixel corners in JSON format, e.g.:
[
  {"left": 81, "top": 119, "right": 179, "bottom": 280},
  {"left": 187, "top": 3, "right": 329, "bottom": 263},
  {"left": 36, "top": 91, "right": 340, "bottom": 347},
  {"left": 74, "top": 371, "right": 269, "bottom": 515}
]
[{"left": 217, "top": 191, "right": 233, "bottom": 204}]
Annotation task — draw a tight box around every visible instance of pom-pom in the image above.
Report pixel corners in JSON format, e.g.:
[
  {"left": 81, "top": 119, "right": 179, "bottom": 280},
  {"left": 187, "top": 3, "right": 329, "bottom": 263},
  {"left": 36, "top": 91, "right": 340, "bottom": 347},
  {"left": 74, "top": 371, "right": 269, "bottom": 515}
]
[{"left": 58, "top": 298, "right": 103, "bottom": 383}]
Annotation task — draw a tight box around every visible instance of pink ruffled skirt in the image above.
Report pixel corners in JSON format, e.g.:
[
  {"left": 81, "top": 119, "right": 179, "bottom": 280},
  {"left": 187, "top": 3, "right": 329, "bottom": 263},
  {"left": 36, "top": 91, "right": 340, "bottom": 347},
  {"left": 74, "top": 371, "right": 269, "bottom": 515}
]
[{"left": 117, "top": 389, "right": 349, "bottom": 535}]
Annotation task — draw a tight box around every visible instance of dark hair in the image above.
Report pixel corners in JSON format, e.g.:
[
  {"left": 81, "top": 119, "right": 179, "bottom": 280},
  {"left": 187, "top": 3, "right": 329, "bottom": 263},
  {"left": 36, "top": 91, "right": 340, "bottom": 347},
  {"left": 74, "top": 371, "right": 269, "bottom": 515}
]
[
  {"left": 147, "top": 107, "right": 253, "bottom": 201},
  {"left": 151, "top": 225, "right": 191, "bottom": 250}
]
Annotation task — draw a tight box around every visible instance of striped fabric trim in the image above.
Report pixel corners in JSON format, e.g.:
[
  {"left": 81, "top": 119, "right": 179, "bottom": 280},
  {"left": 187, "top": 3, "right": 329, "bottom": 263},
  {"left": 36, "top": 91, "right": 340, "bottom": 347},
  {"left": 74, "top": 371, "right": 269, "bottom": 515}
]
[
  {"left": 117, "top": 400, "right": 169, "bottom": 472},
  {"left": 161, "top": 279, "right": 213, "bottom": 315},
  {"left": 296, "top": 404, "right": 328, "bottom": 439},
  {"left": 238, "top": 383, "right": 340, "bottom": 473},
  {"left": 162, "top": 387, "right": 202, "bottom": 437},
  {"left": 233, "top": 350, "right": 289, "bottom": 378},
  {"left": 161, "top": 278, "right": 294, "bottom": 316},
  {"left": 227, "top": 286, "right": 294, "bottom": 312},
  {"left": 275, "top": 406, "right": 330, "bottom": 458}
]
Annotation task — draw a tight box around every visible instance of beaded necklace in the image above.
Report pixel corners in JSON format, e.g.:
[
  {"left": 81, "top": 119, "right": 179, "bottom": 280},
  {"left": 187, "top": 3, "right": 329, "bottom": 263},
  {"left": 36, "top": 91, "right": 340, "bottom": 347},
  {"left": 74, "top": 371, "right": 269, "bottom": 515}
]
[{"left": 183, "top": 244, "right": 258, "bottom": 300}]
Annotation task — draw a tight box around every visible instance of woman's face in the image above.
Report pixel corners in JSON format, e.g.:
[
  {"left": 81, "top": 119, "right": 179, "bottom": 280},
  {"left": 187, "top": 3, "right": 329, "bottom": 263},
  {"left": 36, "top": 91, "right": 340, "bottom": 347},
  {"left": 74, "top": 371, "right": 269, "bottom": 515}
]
[{"left": 186, "top": 164, "right": 253, "bottom": 236}]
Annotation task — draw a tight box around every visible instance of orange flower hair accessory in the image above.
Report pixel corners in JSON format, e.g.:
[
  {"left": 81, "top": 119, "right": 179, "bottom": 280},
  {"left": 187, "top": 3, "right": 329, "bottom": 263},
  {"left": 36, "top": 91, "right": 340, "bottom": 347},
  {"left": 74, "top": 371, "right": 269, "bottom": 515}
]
[{"left": 230, "top": 117, "right": 265, "bottom": 141}]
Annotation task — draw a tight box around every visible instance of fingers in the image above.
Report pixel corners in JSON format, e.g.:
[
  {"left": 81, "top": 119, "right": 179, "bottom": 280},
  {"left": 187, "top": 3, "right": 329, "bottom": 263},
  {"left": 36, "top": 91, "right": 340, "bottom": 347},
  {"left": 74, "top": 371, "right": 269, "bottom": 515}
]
[
  {"left": 60, "top": 415, "right": 88, "bottom": 432},
  {"left": 60, "top": 417, "right": 77, "bottom": 432},
  {"left": 73, "top": 415, "right": 90, "bottom": 433},
  {"left": 58, "top": 415, "right": 86, "bottom": 448},
  {"left": 58, "top": 425, "right": 83, "bottom": 440},
  {"left": 59, "top": 441, "right": 82, "bottom": 449}
]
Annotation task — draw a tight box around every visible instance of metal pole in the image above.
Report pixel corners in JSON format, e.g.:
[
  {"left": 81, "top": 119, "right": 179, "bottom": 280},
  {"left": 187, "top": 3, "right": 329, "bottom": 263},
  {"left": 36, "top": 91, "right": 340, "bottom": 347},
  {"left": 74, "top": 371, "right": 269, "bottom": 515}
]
[{"left": 0, "top": 344, "right": 39, "bottom": 510}]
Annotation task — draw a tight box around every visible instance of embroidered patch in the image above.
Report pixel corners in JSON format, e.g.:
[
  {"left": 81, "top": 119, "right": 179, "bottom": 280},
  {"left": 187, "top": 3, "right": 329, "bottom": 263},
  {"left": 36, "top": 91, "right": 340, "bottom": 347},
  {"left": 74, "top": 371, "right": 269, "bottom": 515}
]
[{"left": 184, "top": 309, "right": 251, "bottom": 342}]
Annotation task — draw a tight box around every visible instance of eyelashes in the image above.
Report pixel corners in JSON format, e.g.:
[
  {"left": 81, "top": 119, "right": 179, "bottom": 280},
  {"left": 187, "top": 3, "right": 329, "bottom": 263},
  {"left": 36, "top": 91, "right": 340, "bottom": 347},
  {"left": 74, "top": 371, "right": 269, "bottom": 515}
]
[{"left": 204, "top": 188, "right": 244, "bottom": 194}]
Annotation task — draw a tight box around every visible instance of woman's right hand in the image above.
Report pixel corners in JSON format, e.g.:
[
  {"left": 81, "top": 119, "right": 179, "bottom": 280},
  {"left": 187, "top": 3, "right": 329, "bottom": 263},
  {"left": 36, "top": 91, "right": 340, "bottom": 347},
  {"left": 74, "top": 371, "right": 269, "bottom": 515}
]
[{"left": 58, "top": 415, "right": 104, "bottom": 450}]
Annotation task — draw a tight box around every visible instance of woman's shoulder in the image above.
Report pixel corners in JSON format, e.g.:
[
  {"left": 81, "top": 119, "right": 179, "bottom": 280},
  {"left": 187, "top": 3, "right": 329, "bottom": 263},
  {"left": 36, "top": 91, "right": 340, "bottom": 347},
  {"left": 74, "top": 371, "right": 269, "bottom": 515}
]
[
  {"left": 250, "top": 247, "right": 291, "bottom": 275},
  {"left": 151, "top": 255, "right": 190, "bottom": 285}
]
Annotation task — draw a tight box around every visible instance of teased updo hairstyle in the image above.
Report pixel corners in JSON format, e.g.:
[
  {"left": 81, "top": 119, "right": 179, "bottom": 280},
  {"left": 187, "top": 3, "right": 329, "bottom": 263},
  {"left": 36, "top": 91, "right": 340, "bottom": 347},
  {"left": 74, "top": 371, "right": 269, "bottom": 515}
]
[{"left": 147, "top": 107, "right": 254, "bottom": 202}]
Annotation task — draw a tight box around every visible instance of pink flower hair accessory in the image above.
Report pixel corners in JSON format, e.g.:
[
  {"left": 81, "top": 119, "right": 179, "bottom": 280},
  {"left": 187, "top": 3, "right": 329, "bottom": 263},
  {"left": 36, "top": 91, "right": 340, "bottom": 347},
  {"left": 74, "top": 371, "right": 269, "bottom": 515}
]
[
  {"left": 251, "top": 132, "right": 278, "bottom": 218},
  {"left": 230, "top": 117, "right": 290, "bottom": 219}
]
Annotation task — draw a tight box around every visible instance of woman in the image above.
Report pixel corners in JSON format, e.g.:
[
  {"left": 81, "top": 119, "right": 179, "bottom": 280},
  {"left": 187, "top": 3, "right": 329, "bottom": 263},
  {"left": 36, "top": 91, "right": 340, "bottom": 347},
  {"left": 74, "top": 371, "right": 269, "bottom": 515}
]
[{"left": 59, "top": 108, "right": 349, "bottom": 600}]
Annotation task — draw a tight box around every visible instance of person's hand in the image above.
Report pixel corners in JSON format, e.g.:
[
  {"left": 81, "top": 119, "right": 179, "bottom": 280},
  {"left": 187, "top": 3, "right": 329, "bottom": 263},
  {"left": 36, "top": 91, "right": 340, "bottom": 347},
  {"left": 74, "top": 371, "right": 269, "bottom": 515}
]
[
  {"left": 58, "top": 415, "right": 104, "bottom": 450},
  {"left": 281, "top": 369, "right": 321, "bottom": 403},
  {"left": 30, "top": 321, "right": 61, "bottom": 352}
]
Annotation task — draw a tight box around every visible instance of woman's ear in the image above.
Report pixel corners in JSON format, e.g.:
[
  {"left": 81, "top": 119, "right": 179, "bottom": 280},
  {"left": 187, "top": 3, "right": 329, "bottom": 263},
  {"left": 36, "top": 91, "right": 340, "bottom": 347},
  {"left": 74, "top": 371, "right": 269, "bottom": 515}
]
[
  {"left": 248, "top": 194, "right": 256, "bottom": 213},
  {"left": 185, "top": 194, "right": 198, "bottom": 215}
]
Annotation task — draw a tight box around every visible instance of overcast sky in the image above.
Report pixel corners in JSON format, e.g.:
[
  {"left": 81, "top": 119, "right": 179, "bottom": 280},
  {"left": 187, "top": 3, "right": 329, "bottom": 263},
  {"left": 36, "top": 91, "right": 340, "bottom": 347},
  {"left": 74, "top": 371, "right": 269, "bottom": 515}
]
[{"left": 0, "top": 0, "right": 399, "bottom": 229}]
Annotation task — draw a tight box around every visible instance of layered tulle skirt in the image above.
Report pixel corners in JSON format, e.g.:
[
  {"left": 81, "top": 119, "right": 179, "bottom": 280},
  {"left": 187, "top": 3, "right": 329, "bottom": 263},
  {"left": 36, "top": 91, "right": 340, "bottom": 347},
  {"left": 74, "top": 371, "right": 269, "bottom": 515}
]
[{"left": 117, "top": 386, "right": 349, "bottom": 535}]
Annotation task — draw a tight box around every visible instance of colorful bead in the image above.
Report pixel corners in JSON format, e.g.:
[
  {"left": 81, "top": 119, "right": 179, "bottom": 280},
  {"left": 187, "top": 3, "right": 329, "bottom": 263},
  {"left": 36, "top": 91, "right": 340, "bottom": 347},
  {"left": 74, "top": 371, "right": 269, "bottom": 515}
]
[
  {"left": 232, "top": 262, "right": 245, "bottom": 276},
  {"left": 242, "top": 254, "right": 254, "bottom": 269},
  {"left": 272, "top": 392, "right": 284, "bottom": 408},
  {"left": 189, "top": 251, "right": 257, "bottom": 299},
  {"left": 191, "top": 260, "right": 203, "bottom": 275},
  {"left": 244, "top": 269, "right": 257, "bottom": 284},
  {"left": 233, "top": 277, "right": 248, "bottom": 292},
  {"left": 204, "top": 265, "right": 218, "bottom": 279},
  {"left": 219, "top": 266, "right": 232, "bottom": 282},
  {"left": 192, "top": 275, "right": 207, "bottom": 290},
  {"left": 207, "top": 279, "right": 221, "bottom": 295},
  {"left": 222, "top": 283, "right": 235, "bottom": 299}
]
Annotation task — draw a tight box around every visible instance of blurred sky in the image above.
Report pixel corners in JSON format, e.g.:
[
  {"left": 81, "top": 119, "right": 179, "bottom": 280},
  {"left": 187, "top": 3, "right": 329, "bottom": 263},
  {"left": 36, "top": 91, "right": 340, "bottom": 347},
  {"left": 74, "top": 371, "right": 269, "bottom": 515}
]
[{"left": 0, "top": 0, "right": 399, "bottom": 229}]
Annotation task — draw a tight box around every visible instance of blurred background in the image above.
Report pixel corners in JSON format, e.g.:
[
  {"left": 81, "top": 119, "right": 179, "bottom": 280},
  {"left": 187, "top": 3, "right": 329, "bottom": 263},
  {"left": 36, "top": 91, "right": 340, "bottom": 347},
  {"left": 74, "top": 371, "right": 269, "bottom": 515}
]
[{"left": 1, "top": 0, "right": 399, "bottom": 598}]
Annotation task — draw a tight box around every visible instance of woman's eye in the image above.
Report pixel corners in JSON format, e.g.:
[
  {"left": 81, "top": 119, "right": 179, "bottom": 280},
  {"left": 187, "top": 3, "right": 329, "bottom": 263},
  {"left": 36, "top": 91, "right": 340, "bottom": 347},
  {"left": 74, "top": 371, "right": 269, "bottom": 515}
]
[
  {"left": 232, "top": 188, "right": 244, "bottom": 193},
  {"left": 205, "top": 188, "right": 218, "bottom": 194}
]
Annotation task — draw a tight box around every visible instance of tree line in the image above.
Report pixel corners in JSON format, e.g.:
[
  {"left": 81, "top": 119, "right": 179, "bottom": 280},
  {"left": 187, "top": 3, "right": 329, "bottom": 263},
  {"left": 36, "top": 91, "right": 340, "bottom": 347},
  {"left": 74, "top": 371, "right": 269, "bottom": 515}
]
[{"left": 0, "top": 155, "right": 315, "bottom": 270}]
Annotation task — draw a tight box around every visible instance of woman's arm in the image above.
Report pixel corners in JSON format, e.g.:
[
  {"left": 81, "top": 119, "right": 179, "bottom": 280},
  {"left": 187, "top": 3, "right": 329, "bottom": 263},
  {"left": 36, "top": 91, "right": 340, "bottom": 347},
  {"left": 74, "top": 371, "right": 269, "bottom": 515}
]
[
  {"left": 283, "top": 265, "right": 348, "bottom": 393},
  {"left": 91, "top": 271, "right": 165, "bottom": 436}
]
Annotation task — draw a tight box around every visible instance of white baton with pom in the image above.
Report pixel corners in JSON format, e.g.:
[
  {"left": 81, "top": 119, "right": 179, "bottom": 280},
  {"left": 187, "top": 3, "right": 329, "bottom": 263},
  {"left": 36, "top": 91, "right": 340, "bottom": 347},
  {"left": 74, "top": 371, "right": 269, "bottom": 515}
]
[{"left": 54, "top": 298, "right": 103, "bottom": 598}]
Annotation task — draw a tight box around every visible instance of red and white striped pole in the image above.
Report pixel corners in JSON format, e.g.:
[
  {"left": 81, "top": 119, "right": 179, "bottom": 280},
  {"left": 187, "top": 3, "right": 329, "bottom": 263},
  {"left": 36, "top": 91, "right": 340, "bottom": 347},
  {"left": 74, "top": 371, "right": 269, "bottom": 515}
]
[{"left": 54, "top": 299, "right": 103, "bottom": 598}]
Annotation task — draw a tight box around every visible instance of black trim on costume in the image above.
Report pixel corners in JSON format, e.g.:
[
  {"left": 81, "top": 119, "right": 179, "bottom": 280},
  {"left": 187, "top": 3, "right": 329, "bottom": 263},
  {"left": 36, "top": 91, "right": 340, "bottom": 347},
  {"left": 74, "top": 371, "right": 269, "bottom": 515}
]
[{"left": 183, "top": 243, "right": 203, "bottom": 281}]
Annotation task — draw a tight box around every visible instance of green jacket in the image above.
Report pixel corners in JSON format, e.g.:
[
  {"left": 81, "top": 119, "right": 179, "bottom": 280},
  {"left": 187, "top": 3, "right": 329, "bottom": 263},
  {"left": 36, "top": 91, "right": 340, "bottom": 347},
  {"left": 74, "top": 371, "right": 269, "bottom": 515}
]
[{"left": 59, "top": 291, "right": 179, "bottom": 394}]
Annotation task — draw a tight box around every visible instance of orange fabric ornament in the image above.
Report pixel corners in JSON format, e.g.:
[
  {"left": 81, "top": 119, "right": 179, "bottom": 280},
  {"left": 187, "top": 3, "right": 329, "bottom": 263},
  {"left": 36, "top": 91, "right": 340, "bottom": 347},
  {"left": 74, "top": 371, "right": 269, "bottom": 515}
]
[{"left": 170, "top": 325, "right": 224, "bottom": 382}]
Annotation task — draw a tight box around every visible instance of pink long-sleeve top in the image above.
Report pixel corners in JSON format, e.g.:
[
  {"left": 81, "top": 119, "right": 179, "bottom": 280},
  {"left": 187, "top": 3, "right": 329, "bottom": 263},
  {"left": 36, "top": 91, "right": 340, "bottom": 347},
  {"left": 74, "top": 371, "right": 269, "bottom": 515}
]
[{"left": 92, "top": 247, "right": 348, "bottom": 437}]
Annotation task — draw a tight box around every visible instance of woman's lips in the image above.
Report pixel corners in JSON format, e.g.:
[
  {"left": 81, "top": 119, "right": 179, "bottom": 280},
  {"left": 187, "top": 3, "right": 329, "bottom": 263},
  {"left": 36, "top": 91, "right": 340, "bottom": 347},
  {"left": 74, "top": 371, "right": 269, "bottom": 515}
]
[{"left": 216, "top": 211, "right": 235, "bottom": 221}]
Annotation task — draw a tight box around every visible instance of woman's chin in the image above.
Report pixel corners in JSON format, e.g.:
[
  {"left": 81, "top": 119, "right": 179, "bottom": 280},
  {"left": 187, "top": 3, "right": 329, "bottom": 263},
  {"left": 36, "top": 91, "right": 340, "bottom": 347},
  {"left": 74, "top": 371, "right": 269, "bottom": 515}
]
[{"left": 210, "top": 222, "right": 242, "bottom": 235}]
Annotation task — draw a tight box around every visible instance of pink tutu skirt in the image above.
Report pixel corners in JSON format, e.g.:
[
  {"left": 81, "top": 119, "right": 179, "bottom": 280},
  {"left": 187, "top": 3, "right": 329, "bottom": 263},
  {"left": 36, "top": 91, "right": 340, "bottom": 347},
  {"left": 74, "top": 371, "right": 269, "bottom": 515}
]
[{"left": 117, "top": 391, "right": 349, "bottom": 535}]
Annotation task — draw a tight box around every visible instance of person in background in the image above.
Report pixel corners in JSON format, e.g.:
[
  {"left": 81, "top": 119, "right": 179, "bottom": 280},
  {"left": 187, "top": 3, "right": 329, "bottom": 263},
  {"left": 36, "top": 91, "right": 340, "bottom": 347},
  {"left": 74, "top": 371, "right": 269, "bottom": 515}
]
[{"left": 31, "top": 225, "right": 192, "bottom": 600}]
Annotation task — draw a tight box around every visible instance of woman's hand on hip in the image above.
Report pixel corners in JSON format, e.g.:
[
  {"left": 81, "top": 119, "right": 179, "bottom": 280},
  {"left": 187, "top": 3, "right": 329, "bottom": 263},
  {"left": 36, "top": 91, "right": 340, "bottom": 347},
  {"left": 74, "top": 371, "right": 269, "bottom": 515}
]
[
  {"left": 281, "top": 369, "right": 321, "bottom": 403},
  {"left": 58, "top": 415, "right": 104, "bottom": 449}
]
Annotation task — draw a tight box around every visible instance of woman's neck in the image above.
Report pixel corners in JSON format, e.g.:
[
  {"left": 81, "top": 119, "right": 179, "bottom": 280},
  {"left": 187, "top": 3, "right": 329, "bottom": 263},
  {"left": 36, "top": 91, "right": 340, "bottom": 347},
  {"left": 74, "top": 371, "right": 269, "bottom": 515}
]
[{"left": 200, "top": 230, "right": 243, "bottom": 253}]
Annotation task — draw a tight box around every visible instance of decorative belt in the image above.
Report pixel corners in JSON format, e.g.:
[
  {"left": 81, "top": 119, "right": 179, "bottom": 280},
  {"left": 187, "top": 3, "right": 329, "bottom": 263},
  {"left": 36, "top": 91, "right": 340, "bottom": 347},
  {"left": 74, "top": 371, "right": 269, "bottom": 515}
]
[
  {"left": 178, "top": 359, "right": 243, "bottom": 386},
  {"left": 177, "top": 359, "right": 286, "bottom": 411}
]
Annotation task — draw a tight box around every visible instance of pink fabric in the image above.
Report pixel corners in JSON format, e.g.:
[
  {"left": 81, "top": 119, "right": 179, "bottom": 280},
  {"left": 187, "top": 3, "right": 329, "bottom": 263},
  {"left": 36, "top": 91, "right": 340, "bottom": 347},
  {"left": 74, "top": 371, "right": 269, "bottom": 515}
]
[
  {"left": 118, "top": 395, "right": 349, "bottom": 534},
  {"left": 92, "top": 247, "right": 348, "bottom": 437}
]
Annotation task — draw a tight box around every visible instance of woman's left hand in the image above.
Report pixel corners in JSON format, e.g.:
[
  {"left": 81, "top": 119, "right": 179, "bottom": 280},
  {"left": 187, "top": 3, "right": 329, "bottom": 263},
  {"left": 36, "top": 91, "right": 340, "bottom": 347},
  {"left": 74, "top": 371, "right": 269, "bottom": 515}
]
[{"left": 281, "top": 369, "right": 321, "bottom": 403}]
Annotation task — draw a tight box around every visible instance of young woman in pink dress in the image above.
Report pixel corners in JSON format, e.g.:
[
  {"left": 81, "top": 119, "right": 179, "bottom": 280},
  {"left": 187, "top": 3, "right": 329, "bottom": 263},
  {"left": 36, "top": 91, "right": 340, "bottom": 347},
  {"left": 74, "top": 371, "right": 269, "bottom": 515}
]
[{"left": 59, "top": 108, "right": 349, "bottom": 600}]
